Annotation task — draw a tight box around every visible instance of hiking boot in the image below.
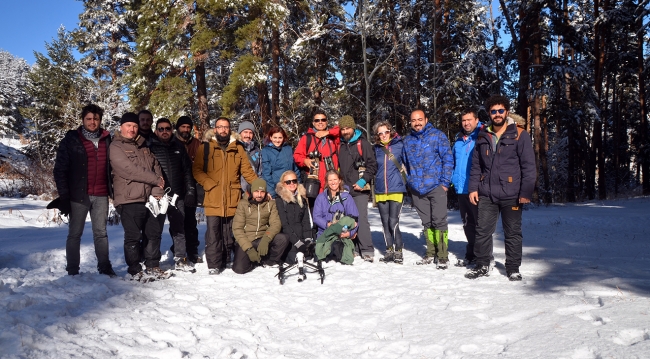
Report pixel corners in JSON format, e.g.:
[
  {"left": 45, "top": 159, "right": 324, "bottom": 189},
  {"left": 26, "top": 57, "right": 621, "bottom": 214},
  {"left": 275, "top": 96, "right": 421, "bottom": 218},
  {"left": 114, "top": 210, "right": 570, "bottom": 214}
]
[
  {"left": 208, "top": 268, "right": 222, "bottom": 275},
  {"left": 393, "top": 250, "right": 403, "bottom": 265},
  {"left": 455, "top": 258, "right": 475, "bottom": 267},
  {"left": 416, "top": 255, "right": 437, "bottom": 265},
  {"left": 174, "top": 257, "right": 196, "bottom": 273},
  {"left": 363, "top": 254, "right": 374, "bottom": 263},
  {"left": 68, "top": 270, "right": 79, "bottom": 276},
  {"left": 380, "top": 248, "right": 395, "bottom": 263},
  {"left": 190, "top": 255, "right": 204, "bottom": 264},
  {"left": 147, "top": 267, "right": 173, "bottom": 280},
  {"left": 128, "top": 271, "right": 145, "bottom": 282},
  {"left": 437, "top": 258, "right": 449, "bottom": 270},
  {"left": 465, "top": 265, "right": 490, "bottom": 279},
  {"left": 98, "top": 267, "right": 117, "bottom": 278},
  {"left": 507, "top": 270, "right": 522, "bottom": 281}
]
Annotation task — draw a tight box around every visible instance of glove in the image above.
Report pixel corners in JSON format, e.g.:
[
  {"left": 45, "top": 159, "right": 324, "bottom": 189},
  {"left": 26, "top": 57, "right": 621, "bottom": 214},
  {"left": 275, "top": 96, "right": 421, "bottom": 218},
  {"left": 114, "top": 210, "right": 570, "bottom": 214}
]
[
  {"left": 246, "top": 247, "right": 261, "bottom": 263},
  {"left": 184, "top": 190, "right": 196, "bottom": 208},
  {"left": 59, "top": 198, "right": 71, "bottom": 216},
  {"left": 257, "top": 236, "right": 272, "bottom": 256}
]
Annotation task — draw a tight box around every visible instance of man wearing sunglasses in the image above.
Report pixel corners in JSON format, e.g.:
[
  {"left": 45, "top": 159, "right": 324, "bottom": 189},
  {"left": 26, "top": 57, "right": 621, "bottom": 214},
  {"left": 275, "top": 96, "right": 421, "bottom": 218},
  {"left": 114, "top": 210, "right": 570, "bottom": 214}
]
[
  {"left": 403, "top": 108, "right": 454, "bottom": 268},
  {"left": 465, "top": 95, "right": 536, "bottom": 281},
  {"left": 149, "top": 118, "right": 196, "bottom": 272}
]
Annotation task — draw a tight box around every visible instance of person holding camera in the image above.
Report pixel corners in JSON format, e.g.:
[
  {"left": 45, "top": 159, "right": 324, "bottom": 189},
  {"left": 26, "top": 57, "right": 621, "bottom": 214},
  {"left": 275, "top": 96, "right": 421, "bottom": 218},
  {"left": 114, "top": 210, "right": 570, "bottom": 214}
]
[
  {"left": 274, "top": 170, "right": 314, "bottom": 265},
  {"left": 337, "top": 115, "right": 378, "bottom": 262}
]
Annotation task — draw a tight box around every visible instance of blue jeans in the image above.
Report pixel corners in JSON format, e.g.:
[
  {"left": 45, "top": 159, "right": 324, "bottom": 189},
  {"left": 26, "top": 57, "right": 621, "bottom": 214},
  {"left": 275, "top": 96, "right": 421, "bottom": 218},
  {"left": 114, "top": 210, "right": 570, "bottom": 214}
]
[{"left": 66, "top": 195, "right": 110, "bottom": 273}]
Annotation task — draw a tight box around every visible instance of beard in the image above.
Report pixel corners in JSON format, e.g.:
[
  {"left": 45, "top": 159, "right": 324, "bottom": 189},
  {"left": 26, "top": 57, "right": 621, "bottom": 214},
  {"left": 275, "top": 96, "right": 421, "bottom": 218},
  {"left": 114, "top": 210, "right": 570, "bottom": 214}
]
[
  {"left": 216, "top": 132, "right": 230, "bottom": 144},
  {"left": 178, "top": 131, "right": 191, "bottom": 140},
  {"left": 492, "top": 116, "right": 506, "bottom": 127}
]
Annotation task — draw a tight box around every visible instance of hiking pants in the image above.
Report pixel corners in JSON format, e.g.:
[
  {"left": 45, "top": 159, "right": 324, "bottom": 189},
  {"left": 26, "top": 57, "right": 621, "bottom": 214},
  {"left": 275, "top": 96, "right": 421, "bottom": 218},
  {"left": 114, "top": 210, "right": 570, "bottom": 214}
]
[
  {"left": 377, "top": 199, "right": 403, "bottom": 250},
  {"left": 118, "top": 203, "right": 162, "bottom": 275},
  {"left": 205, "top": 216, "right": 234, "bottom": 270},
  {"left": 66, "top": 195, "right": 110, "bottom": 273},
  {"left": 232, "top": 234, "right": 290, "bottom": 274},
  {"left": 411, "top": 185, "right": 448, "bottom": 231},
  {"left": 474, "top": 197, "right": 523, "bottom": 271}
]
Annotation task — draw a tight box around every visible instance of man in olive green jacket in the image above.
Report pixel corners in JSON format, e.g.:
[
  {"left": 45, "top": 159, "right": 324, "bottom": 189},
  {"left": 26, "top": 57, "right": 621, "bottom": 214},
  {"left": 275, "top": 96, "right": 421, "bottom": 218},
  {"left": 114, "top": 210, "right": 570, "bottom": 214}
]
[{"left": 231, "top": 178, "right": 289, "bottom": 274}]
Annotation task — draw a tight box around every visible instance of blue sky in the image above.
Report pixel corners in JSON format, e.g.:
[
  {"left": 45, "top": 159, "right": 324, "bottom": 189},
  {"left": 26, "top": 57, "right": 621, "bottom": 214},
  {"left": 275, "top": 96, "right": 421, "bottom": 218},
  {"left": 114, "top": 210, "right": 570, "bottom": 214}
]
[{"left": 0, "top": 0, "right": 83, "bottom": 65}]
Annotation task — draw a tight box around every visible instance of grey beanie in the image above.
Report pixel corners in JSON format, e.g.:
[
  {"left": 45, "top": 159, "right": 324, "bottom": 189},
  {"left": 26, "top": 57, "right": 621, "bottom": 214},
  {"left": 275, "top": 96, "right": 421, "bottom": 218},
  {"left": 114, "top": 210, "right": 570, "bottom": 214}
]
[{"left": 238, "top": 121, "right": 256, "bottom": 134}]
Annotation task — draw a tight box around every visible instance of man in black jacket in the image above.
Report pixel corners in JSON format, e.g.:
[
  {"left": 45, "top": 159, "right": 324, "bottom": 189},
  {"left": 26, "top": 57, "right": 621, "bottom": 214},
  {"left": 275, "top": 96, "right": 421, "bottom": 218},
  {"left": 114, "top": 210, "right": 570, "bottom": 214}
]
[
  {"left": 149, "top": 118, "right": 197, "bottom": 272},
  {"left": 337, "top": 115, "right": 378, "bottom": 262},
  {"left": 53, "top": 104, "right": 116, "bottom": 277}
]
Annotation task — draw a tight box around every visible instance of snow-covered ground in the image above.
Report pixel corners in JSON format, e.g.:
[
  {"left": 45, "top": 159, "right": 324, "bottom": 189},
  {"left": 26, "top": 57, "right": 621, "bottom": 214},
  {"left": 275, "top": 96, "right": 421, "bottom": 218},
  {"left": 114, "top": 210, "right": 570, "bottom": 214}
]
[{"left": 1, "top": 196, "right": 649, "bottom": 358}]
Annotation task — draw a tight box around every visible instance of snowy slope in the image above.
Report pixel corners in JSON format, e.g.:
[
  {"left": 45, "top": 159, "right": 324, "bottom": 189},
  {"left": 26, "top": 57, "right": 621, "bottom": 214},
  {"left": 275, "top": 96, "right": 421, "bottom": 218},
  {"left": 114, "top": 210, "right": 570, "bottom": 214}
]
[{"left": 0, "top": 196, "right": 649, "bottom": 358}]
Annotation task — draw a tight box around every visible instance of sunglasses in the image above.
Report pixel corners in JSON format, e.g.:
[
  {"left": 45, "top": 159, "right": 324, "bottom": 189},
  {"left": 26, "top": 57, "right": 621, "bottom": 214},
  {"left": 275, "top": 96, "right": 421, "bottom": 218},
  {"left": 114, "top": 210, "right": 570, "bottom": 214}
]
[
  {"left": 157, "top": 127, "right": 172, "bottom": 132},
  {"left": 490, "top": 109, "right": 506, "bottom": 115},
  {"left": 377, "top": 130, "right": 390, "bottom": 136},
  {"left": 313, "top": 118, "right": 327, "bottom": 123},
  {"left": 284, "top": 179, "right": 298, "bottom": 185}
]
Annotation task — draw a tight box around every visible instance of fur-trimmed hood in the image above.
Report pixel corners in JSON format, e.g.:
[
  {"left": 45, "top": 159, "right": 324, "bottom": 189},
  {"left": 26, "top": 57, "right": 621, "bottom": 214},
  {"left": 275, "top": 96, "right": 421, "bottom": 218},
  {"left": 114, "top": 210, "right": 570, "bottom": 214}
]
[
  {"left": 275, "top": 181, "right": 307, "bottom": 208},
  {"left": 202, "top": 129, "right": 238, "bottom": 144},
  {"left": 507, "top": 113, "right": 526, "bottom": 127}
]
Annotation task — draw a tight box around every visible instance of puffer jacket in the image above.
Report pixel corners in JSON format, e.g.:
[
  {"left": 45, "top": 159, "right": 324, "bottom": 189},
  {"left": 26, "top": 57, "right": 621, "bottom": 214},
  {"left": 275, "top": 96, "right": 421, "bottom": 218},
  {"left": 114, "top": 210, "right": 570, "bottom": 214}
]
[
  {"left": 53, "top": 127, "right": 112, "bottom": 203},
  {"left": 293, "top": 126, "right": 340, "bottom": 192},
  {"left": 149, "top": 136, "right": 194, "bottom": 199},
  {"left": 192, "top": 130, "right": 258, "bottom": 217},
  {"left": 468, "top": 116, "right": 536, "bottom": 202},
  {"left": 275, "top": 182, "right": 312, "bottom": 244},
  {"left": 232, "top": 193, "right": 282, "bottom": 252},
  {"left": 235, "top": 134, "right": 263, "bottom": 191},
  {"left": 262, "top": 142, "right": 300, "bottom": 198},
  {"left": 373, "top": 135, "right": 407, "bottom": 194},
  {"left": 451, "top": 122, "right": 484, "bottom": 194},
  {"left": 312, "top": 189, "right": 359, "bottom": 238},
  {"left": 109, "top": 132, "right": 163, "bottom": 206},
  {"left": 403, "top": 122, "right": 454, "bottom": 196},
  {"left": 338, "top": 129, "right": 378, "bottom": 197},
  {"left": 174, "top": 132, "right": 200, "bottom": 163}
]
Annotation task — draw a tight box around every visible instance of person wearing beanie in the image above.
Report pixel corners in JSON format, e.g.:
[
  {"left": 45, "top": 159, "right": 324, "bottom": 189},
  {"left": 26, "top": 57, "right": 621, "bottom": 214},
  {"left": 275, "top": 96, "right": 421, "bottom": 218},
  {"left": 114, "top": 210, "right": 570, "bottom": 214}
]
[
  {"left": 53, "top": 104, "right": 116, "bottom": 277},
  {"left": 231, "top": 177, "right": 289, "bottom": 274},
  {"left": 173, "top": 115, "right": 202, "bottom": 263},
  {"left": 337, "top": 115, "right": 378, "bottom": 262},
  {"left": 137, "top": 110, "right": 154, "bottom": 145},
  {"left": 236, "top": 120, "right": 263, "bottom": 192}
]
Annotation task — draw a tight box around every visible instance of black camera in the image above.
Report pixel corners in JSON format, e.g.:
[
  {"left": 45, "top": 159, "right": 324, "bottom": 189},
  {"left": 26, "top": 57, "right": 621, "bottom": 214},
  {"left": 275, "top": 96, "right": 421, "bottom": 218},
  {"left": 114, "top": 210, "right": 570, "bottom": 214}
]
[
  {"left": 308, "top": 151, "right": 321, "bottom": 160},
  {"left": 331, "top": 210, "right": 344, "bottom": 224},
  {"left": 324, "top": 156, "right": 335, "bottom": 171},
  {"left": 354, "top": 159, "right": 366, "bottom": 169}
]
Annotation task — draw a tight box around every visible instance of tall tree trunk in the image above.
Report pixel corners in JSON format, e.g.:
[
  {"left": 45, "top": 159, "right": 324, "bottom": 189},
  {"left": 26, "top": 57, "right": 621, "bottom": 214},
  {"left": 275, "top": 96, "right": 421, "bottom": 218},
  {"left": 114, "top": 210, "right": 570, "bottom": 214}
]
[
  {"left": 271, "top": 28, "right": 280, "bottom": 126},
  {"left": 516, "top": 3, "right": 531, "bottom": 119},
  {"left": 591, "top": 0, "right": 609, "bottom": 200},
  {"left": 252, "top": 38, "right": 272, "bottom": 132},
  {"left": 638, "top": 0, "right": 649, "bottom": 194},
  {"left": 195, "top": 55, "right": 209, "bottom": 133}
]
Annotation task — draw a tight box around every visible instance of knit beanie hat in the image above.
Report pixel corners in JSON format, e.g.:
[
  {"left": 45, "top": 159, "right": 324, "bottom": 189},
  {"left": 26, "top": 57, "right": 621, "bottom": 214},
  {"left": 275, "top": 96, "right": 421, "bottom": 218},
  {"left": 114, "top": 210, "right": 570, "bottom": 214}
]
[
  {"left": 176, "top": 116, "right": 193, "bottom": 130},
  {"left": 338, "top": 115, "right": 356, "bottom": 129},
  {"left": 238, "top": 121, "right": 256, "bottom": 134},
  {"left": 120, "top": 112, "right": 139, "bottom": 125},
  {"left": 250, "top": 178, "right": 267, "bottom": 192}
]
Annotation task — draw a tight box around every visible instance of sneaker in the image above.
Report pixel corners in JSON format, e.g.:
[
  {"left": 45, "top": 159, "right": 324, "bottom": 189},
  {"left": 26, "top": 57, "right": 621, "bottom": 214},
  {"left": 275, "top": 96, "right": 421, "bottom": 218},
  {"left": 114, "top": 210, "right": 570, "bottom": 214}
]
[
  {"left": 208, "top": 268, "right": 222, "bottom": 275},
  {"left": 437, "top": 258, "right": 449, "bottom": 270},
  {"left": 98, "top": 267, "right": 117, "bottom": 278},
  {"left": 380, "top": 249, "right": 394, "bottom": 263},
  {"left": 393, "top": 250, "right": 403, "bottom": 265},
  {"left": 416, "top": 256, "right": 437, "bottom": 265},
  {"left": 363, "top": 254, "right": 374, "bottom": 263},
  {"left": 146, "top": 267, "right": 174, "bottom": 280},
  {"left": 507, "top": 271, "right": 522, "bottom": 281},
  {"left": 465, "top": 265, "right": 490, "bottom": 279},
  {"left": 174, "top": 257, "right": 196, "bottom": 273}
]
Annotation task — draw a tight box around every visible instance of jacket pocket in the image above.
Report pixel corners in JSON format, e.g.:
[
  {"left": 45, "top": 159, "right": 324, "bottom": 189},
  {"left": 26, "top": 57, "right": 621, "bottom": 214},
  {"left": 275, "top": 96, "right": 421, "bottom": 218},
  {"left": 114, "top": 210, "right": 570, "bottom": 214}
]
[
  {"left": 228, "top": 182, "right": 242, "bottom": 209},
  {"left": 125, "top": 181, "right": 146, "bottom": 201},
  {"left": 499, "top": 173, "right": 521, "bottom": 199}
]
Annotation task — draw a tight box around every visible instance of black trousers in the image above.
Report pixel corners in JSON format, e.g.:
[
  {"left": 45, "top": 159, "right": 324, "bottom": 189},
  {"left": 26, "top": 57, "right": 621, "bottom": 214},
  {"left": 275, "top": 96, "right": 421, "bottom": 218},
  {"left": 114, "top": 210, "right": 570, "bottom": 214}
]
[
  {"left": 458, "top": 194, "right": 478, "bottom": 261},
  {"left": 377, "top": 199, "right": 403, "bottom": 250},
  {"left": 474, "top": 197, "right": 523, "bottom": 271},
  {"left": 205, "top": 216, "right": 234, "bottom": 270},
  {"left": 118, "top": 203, "right": 162, "bottom": 275},
  {"left": 159, "top": 199, "right": 186, "bottom": 259},
  {"left": 184, "top": 205, "right": 199, "bottom": 258},
  {"left": 232, "top": 234, "right": 290, "bottom": 274}
]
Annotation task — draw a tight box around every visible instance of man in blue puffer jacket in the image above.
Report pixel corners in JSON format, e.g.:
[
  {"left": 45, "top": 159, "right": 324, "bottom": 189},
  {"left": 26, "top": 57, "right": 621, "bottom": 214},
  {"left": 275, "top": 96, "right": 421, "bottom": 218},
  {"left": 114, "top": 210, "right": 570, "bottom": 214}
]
[
  {"left": 403, "top": 108, "right": 454, "bottom": 268},
  {"left": 451, "top": 107, "right": 485, "bottom": 267}
]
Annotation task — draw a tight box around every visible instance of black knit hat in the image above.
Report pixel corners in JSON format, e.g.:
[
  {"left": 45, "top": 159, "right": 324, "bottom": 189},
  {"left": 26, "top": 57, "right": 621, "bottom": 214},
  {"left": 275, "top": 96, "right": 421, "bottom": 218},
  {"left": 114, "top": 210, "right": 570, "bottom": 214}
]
[
  {"left": 120, "top": 112, "right": 139, "bottom": 125},
  {"left": 176, "top": 116, "right": 193, "bottom": 130}
]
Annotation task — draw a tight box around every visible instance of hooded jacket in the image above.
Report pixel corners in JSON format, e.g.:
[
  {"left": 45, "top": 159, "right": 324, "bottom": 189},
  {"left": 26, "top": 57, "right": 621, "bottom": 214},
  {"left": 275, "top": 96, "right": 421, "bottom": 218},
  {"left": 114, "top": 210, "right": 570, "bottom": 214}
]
[
  {"left": 232, "top": 193, "right": 282, "bottom": 252},
  {"left": 149, "top": 135, "right": 194, "bottom": 199},
  {"left": 293, "top": 126, "right": 340, "bottom": 192},
  {"left": 314, "top": 216, "right": 356, "bottom": 265},
  {"left": 275, "top": 182, "right": 312, "bottom": 244},
  {"left": 109, "top": 132, "right": 164, "bottom": 206},
  {"left": 451, "top": 122, "right": 485, "bottom": 194},
  {"left": 373, "top": 135, "right": 407, "bottom": 194},
  {"left": 312, "top": 189, "right": 359, "bottom": 238},
  {"left": 338, "top": 129, "right": 378, "bottom": 197},
  {"left": 192, "top": 129, "right": 258, "bottom": 217},
  {"left": 468, "top": 115, "right": 536, "bottom": 202},
  {"left": 235, "top": 133, "right": 263, "bottom": 191},
  {"left": 262, "top": 142, "right": 301, "bottom": 198},
  {"left": 403, "top": 122, "right": 454, "bottom": 196},
  {"left": 174, "top": 132, "right": 200, "bottom": 163}
]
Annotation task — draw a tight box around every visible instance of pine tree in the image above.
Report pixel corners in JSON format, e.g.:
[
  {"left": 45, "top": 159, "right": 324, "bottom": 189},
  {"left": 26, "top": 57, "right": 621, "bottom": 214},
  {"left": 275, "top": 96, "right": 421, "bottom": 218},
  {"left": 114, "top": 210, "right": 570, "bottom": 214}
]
[{"left": 0, "top": 50, "right": 30, "bottom": 135}]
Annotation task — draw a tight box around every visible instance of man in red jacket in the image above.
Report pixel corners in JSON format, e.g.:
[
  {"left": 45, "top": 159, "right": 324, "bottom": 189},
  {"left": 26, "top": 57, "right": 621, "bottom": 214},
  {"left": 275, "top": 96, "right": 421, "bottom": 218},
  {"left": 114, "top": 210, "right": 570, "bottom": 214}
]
[{"left": 53, "top": 104, "right": 116, "bottom": 277}]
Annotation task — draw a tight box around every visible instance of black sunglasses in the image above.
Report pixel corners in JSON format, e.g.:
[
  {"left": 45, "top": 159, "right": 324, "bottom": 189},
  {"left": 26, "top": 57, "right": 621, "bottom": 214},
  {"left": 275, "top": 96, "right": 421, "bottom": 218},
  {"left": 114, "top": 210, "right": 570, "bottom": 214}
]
[
  {"left": 284, "top": 179, "right": 298, "bottom": 185},
  {"left": 313, "top": 118, "right": 327, "bottom": 123},
  {"left": 490, "top": 109, "right": 506, "bottom": 115},
  {"left": 157, "top": 127, "right": 172, "bottom": 132}
]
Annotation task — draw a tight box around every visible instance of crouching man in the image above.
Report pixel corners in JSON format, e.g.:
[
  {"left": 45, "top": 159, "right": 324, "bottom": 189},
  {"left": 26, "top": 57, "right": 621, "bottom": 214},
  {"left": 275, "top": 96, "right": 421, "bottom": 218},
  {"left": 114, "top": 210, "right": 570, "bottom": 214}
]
[{"left": 231, "top": 178, "right": 289, "bottom": 274}]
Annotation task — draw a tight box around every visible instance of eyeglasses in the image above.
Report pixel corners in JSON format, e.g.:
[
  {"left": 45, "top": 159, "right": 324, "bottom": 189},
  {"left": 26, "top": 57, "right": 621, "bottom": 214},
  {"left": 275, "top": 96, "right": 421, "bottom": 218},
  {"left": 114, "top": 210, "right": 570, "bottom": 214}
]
[
  {"left": 157, "top": 127, "right": 172, "bottom": 132},
  {"left": 215, "top": 125, "right": 230, "bottom": 130},
  {"left": 377, "top": 130, "right": 390, "bottom": 136},
  {"left": 490, "top": 109, "right": 506, "bottom": 115},
  {"left": 284, "top": 179, "right": 298, "bottom": 185},
  {"left": 313, "top": 118, "right": 327, "bottom": 123}
]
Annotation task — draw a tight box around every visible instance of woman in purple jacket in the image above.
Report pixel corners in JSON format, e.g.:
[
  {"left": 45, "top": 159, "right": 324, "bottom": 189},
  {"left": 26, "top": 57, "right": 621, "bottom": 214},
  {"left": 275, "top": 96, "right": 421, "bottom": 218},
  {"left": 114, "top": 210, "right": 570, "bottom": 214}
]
[{"left": 312, "top": 170, "right": 359, "bottom": 239}]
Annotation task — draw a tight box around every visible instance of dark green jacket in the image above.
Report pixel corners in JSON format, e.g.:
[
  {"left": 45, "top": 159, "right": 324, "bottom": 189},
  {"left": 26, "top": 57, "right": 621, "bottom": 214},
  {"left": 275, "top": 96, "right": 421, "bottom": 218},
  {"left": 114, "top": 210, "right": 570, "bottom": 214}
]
[{"left": 315, "top": 216, "right": 356, "bottom": 265}]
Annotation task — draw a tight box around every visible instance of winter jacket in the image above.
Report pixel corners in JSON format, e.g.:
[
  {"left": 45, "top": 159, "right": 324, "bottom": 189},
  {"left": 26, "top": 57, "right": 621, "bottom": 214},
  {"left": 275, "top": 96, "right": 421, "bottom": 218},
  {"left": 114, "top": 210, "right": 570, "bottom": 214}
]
[
  {"left": 373, "top": 135, "right": 407, "bottom": 194},
  {"left": 192, "top": 130, "right": 258, "bottom": 217},
  {"left": 149, "top": 136, "right": 194, "bottom": 199},
  {"left": 403, "top": 122, "right": 454, "bottom": 196},
  {"left": 293, "top": 126, "right": 340, "bottom": 192},
  {"left": 468, "top": 116, "right": 536, "bottom": 202},
  {"left": 54, "top": 127, "right": 113, "bottom": 203},
  {"left": 451, "top": 122, "right": 485, "bottom": 194},
  {"left": 174, "top": 132, "right": 200, "bottom": 163},
  {"left": 232, "top": 193, "right": 282, "bottom": 252},
  {"left": 312, "top": 189, "right": 359, "bottom": 238},
  {"left": 237, "top": 136, "right": 263, "bottom": 191},
  {"left": 315, "top": 216, "right": 356, "bottom": 265},
  {"left": 338, "top": 129, "right": 378, "bottom": 197},
  {"left": 262, "top": 142, "right": 301, "bottom": 198},
  {"left": 109, "top": 132, "right": 164, "bottom": 206},
  {"left": 275, "top": 182, "right": 313, "bottom": 245}
]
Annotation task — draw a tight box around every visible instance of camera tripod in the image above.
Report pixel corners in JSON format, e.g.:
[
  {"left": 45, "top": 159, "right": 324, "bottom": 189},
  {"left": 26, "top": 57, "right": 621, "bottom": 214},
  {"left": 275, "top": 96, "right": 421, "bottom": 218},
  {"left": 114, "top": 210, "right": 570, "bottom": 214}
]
[{"left": 276, "top": 252, "right": 325, "bottom": 285}]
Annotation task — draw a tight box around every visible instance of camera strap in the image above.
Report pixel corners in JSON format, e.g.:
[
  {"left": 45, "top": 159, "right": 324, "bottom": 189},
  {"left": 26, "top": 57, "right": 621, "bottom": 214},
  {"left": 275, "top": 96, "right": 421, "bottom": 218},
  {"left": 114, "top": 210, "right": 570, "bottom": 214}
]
[{"left": 380, "top": 146, "right": 407, "bottom": 184}]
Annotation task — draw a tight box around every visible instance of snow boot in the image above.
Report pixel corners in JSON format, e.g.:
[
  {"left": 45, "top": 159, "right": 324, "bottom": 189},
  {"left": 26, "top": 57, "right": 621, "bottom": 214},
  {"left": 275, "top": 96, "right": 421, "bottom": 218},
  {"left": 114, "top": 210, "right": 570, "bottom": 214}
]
[
  {"left": 434, "top": 229, "right": 449, "bottom": 269},
  {"left": 465, "top": 265, "right": 490, "bottom": 279},
  {"left": 380, "top": 247, "right": 395, "bottom": 263},
  {"left": 393, "top": 248, "right": 403, "bottom": 264}
]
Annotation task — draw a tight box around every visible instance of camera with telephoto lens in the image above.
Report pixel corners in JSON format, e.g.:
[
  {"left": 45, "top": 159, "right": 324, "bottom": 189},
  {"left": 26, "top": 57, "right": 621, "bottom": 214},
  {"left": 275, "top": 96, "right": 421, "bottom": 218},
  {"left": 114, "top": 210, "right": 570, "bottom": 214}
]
[
  {"left": 308, "top": 151, "right": 321, "bottom": 160},
  {"left": 324, "top": 156, "right": 335, "bottom": 171}
]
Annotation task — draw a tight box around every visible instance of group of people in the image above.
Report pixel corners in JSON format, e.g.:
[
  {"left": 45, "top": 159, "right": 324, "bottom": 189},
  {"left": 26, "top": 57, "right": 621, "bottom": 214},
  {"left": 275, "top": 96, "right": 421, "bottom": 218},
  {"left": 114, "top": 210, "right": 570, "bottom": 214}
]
[{"left": 53, "top": 94, "right": 535, "bottom": 282}]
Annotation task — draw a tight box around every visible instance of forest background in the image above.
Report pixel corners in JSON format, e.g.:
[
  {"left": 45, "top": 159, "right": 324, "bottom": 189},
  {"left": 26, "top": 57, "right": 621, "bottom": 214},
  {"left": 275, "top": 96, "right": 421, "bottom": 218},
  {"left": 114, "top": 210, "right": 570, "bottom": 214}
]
[{"left": 0, "top": 0, "right": 649, "bottom": 205}]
